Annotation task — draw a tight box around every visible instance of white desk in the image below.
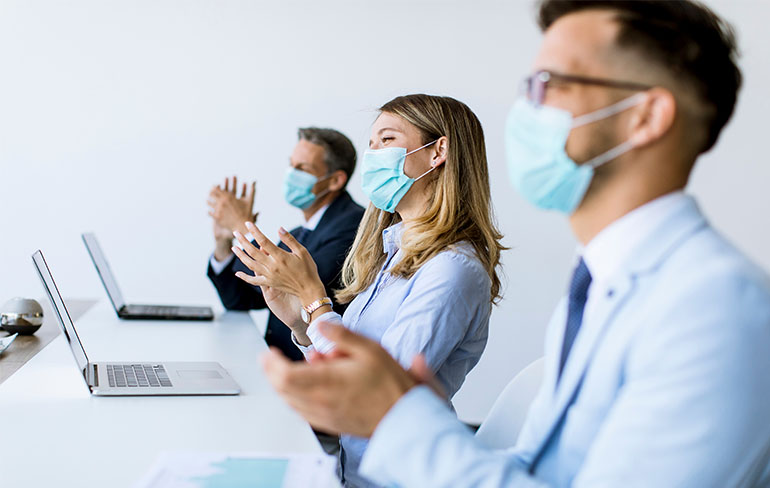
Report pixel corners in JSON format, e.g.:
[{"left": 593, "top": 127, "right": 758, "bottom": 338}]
[{"left": 0, "top": 301, "right": 324, "bottom": 487}]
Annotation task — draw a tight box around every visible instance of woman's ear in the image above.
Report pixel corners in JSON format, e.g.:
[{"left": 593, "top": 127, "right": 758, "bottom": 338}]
[
  {"left": 431, "top": 136, "right": 449, "bottom": 168},
  {"left": 628, "top": 87, "right": 676, "bottom": 149}
]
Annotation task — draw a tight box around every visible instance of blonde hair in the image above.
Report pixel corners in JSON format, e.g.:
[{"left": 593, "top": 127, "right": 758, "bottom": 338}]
[{"left": 336, "top": 94, "right": 505, "bottom": 304}]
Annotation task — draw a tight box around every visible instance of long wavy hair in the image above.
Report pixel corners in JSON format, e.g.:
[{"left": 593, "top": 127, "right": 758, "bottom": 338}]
[{"left": 336, "top": 94, "right": 505, "bottom": 304}]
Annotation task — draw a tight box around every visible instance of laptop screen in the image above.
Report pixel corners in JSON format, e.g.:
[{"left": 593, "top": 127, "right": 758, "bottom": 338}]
[
  {"left": 82, "top": 233, "right": 126, "bottom": 312},
  {"left": 32, "top": 251, "right": 91, "bottom": 382}
]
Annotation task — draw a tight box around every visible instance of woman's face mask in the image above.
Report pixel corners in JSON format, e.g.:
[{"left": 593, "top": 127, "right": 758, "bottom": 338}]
[{"left": 360, "top": 140, "right": 439, "bottom": 213}]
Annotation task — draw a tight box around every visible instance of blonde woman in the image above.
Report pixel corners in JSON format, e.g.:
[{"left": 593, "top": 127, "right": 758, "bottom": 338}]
[{"left": 231, "top": 94, "right": 504, "bottom": 487}]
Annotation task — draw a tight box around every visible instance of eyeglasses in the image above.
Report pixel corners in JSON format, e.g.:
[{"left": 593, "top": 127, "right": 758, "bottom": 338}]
[{"left": 523, "top": 70, "right": 652, "bottom": 106}]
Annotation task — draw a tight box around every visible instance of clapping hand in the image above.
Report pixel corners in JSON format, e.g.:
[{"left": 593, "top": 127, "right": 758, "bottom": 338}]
[
  {"left": 231, "top": 222, "right": 328, "bottom": 343},
  {"left": 208, "top": 176, "right": 258, "bottom": 237}
]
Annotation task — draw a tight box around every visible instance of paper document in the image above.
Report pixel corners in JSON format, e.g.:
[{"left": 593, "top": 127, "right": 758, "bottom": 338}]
[{"left": 134, "top": 452, "right": 339, "bottom": 488}]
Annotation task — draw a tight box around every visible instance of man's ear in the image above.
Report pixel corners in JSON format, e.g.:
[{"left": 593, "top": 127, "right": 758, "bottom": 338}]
[
  {"left": 628, "top": 87, "right": 676, "bottom": 149},
  {"left": 327, "top": 170, "right": 348, "bottom": 192},
  {"left": 430, "top": 136, "right": 449, "bottom": 168}
]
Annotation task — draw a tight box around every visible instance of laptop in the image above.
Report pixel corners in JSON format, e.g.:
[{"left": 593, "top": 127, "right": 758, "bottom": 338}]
[
  {"left": 82, "top": 233, "right": 214, "bottom": 321},
  {"left": 32, "top": 250, "right": 240, "bottom": 396}
]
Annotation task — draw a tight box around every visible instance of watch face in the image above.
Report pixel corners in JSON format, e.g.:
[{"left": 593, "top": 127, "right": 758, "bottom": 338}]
[{"left": 301, "top": 308, "right": 310, "bottom": 324}]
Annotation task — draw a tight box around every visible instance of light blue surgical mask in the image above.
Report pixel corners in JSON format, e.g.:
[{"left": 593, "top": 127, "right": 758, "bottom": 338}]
[
  {"left": 361, "top": 140, "right": 439, "bottom": 213},
  {"left": 505, "top": 93, "right": 645, "bottom": 214},
  {"left": 283, "top": 167, "right": 331, "bottom": 209}
]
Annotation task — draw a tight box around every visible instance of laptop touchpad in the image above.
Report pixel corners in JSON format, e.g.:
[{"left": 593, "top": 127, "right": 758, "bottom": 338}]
[{"left": 177, "top": 370, "right": 223, "bottom": 379}]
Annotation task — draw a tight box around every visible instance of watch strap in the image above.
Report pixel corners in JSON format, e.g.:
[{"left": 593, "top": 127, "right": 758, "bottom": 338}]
[{"left": 303, "top": 297, "right": 333, "bottom": 317}]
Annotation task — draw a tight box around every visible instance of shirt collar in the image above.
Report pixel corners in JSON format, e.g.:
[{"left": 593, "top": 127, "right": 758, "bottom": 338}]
[
  {"left": 303, "top": 203, "right": 330, "bottom": 231},
  {"left": 381, "top": 222, "right": 405, "bottom": 255},
  {"left": 582, "top": 191, "right": 689, "bottom": 284}
]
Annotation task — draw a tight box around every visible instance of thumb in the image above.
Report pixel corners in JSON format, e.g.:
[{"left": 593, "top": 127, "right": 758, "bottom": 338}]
[{"left": 407, "top": 355, "right": 434, "bottom": 384}]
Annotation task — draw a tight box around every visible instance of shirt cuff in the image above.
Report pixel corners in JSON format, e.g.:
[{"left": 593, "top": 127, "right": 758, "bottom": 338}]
[
  {"left": 305, "top": 311, "right": 344, "bottom": 354},
  {"left": 291, "top": 332, "right": 317, "bottom": 359},
  {"left": 209, "top": 253, "right": 235, "bottom": 275},
  {"left": 360, "top": 386, "right": 451, "bottom": 485}
]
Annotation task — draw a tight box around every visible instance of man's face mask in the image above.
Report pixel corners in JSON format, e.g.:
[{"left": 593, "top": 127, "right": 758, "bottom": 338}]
[{"left": 505, "top": 70, "right": 648, "bottom": 214}]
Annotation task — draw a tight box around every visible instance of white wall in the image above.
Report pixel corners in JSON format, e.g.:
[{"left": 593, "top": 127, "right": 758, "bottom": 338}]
[{"left": 1, "top": 0, "right": 768, "bottom": 423}]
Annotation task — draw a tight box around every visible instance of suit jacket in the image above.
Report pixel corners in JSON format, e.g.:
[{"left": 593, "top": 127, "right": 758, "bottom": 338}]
[
  {"left": 208, "top": 191, "right": 365, "bottom": 361},
  {"left": 359, "top": 196, "right": 770, "bottom": 487}
]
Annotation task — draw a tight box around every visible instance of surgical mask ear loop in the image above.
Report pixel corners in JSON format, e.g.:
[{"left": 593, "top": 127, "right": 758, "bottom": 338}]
[
  {"left": 571, "top": 92, "right": 647, "bottom": 128},
  {"left": 406, "top": 139, "right": 442, "bottom": 181},
  {"left": 311, "top": 172, "right": 335, "bottom": 201},
  {"left": 571, "top": 93, "right": 646, "bottom": 169}
]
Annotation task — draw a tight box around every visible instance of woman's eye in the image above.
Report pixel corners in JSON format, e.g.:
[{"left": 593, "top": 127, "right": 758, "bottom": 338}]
[{"left": 382, "top": 137, "right": 394, "bottom": 144}]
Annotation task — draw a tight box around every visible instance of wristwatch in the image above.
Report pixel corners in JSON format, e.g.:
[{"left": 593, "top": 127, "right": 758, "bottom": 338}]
[{"left": 301, "top": 297, "right": 332, "bottom": 324}]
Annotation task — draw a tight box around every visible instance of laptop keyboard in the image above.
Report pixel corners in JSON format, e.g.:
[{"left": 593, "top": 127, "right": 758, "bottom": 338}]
[{"left": 106, "top": 364, "right": 173, "bottom": 388}]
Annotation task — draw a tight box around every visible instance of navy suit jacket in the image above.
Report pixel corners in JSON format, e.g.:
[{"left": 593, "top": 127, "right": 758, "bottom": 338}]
[{"left": 207, "top": 191, "right": 365, "bottom": 361}]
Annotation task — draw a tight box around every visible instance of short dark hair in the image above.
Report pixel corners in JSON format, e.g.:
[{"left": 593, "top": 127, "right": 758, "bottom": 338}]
[
  {"left": 297, "top": 127, "right": 357, "bottom": 186},
  {"left": 537, "top": 0, "right": 742, "bottom": 154}
]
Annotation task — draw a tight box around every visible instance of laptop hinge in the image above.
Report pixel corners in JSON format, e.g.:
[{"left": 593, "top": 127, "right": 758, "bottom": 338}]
[{"left": 86, "top": 363, "right": 99, "bottom": 387}]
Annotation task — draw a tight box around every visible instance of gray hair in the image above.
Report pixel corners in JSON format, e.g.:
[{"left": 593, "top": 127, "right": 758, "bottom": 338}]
[{"left": 298, "top": 127, "right": 357, "bottom": 187}]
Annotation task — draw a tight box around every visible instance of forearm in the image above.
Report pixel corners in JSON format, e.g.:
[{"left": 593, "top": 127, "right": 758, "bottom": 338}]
[
  {"left": 213, "top": 238, "right": 234, "bottom": 262},
  {"left": 360, "top": 386, "right": 543, "bottom": 488}
]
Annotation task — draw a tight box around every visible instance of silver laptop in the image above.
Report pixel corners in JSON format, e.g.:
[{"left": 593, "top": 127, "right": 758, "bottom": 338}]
[
  {"left": 32, "top": 250, "right": 240, "bottom": 396},
  {"left": 82, "top": 233, "right": 214, "bottom": 321}
]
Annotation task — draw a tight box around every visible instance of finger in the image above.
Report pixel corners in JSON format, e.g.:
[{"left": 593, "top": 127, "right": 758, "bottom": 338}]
[
  {"left": 232, "top": 230, "right": 269, "bottom": 261},
  {"left": 244, "top": 222, "right": 282, "bottom": 255},
  {"left": 234, "top": 270, "right": 269, "bottom": 287},
  {"left": 231, "top": 175, "right": 238, "bottom": 195},
  {"left": 231, "top": 241, "right": 269, "bottom": 272},
  {"left": 241, "top": 182, "right": 247, "bottom": 199},
  {"left": 224, "top": 177, "right": 230, "bottom": 193},
  {"left": 316, "top": 322, "right": 378, "bottom": 357},
  {"left": 262, "top": 348, "right": 326, "bottom": 390},
  {"left": 277, "top": 226, "right": 308, "bottom": 255},
  {"left": 250, "top": 181, "right": 257, "bottom": 201},
  {"left": 307, "top": 351, "right": 327, "bottom": 363},
  {"left": 407, "top": 354, "right": 446, "bottom": 398}
]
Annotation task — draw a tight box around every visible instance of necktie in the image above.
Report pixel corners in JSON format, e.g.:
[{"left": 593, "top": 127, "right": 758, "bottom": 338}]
[{"left": 558, "top": 258, "right": 592, "bottom": 381}]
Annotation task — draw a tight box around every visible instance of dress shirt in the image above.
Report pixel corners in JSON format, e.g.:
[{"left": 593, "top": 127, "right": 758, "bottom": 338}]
[
  {"left": 299, "top": 222, "right": 493, "bottom": 488},
  {"left": 209, "top": 203, "right": 330, "bottom": 275},
  {"left": 358, "top": 193, "right": 770, "bottom": 488}
]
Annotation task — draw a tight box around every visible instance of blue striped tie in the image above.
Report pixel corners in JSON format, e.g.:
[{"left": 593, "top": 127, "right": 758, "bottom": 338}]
[{"left": 558, "top": 258, "right": 592, "bottom": 381}]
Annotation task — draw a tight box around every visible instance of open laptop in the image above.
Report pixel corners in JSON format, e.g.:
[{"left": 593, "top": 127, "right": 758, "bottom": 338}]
[
  {"left": 32, "top": 250, "right": 240, "bottom": 396},
  {"left": 82, "top": 233, "right": 214, "bottom": 321}
]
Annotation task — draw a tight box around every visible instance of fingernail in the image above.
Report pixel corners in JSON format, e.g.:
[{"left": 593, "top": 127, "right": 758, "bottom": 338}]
[
  {"left": 231, "top": 246, "right": 238, "bottom": 253},
  {"left": 233, "top": 230, "right": 241, "bottom": 238},
  {"left": 278, "top": 227, "right": 287, "bottom": 235}
]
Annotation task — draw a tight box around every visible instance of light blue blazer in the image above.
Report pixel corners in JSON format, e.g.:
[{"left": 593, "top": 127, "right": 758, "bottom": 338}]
[{"left": 359, "top": 197, "right": 770, "bottom": 487}]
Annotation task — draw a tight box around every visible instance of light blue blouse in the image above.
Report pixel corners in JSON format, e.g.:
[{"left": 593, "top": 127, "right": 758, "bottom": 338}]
[{"left": 300, "top": 222, "right": 493, "bottom": 488}]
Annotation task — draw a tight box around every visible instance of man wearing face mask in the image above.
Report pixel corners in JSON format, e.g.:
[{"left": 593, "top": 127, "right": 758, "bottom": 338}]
[
  {"left": 259, "top": 1, "right": 770, "bottom": 487},
  {"left": 207, "top": 127, "right": 364, "bottom": 361}
]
